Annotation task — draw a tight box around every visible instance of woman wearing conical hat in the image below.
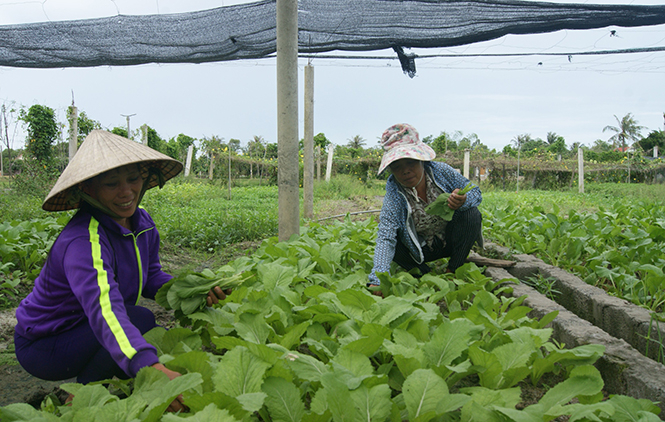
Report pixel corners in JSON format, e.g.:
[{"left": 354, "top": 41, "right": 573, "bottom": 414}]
[
  {"left": 368, "top": 123, "right": 483, "bottom": 288},
  {"left": 13, "top": 130, "right": 224, "bottom": 411}
]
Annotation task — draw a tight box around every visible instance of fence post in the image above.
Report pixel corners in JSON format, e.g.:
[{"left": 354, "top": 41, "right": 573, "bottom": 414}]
[
  {"left": 303, "top": 63, "right": 314, "bottom": 220},
  {"left": 463, "top": 149, "right": 470, "bottom": 179},
  {"left": 68, "top": 104, "right": 78, "bottom": 162},
  {"left": 325, "top": 145, "right": 334, "bottom": 182},
  {"left": 184, "top": 144, "right": 193, "bottom": 177},
  {"left": 578, "top": 148, "right": 584, "bottom": 194},
  {"left": 228, "top": 146, "right": 232, "bottom": 200}
]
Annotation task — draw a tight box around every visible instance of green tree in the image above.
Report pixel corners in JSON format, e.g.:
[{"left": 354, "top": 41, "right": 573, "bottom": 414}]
[
  {"left": 545, "top": 132, "right": 567, "bottom": 156},
  {"left": 346, "top": 135, "right": 366, "bottom": 149},
  {"left": 430, "top": 132, "right": 453, "bottom": 155},
  {"left": 111, "top": 127, "right": 128, "bottom": 138},
  {"left": 638, "top": 130, "right": 665, "bottom": 155},
  {"left": 20, "top": 104, "right": 59, "bottom": 163},
  {"left": 228, "top": 138, "right": 241, "bottom": 153},
  {"left": 603, "top": 113, "right": 645, "bottom": 151},
  {"left": 313, "top": 133, "right": 331, "bottom": 150},
  {"left": 146, "top": 126, "right": 167, "bottom": 153},
  {"left": 265, "top": 143, "right": 278, "bottom": 159},
  {"left": 69, "top": 109, "right": 102, "bottom": 145},
  {"left": 1, "top": 102, "right": 20, "bottom": 174}
]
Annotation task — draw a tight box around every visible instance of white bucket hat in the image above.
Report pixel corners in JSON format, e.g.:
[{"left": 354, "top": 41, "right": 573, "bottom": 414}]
[
  {"left": 43, "top": 130, "right": 183, "bottom": 211},
  {"left": 377, "top": 123, "right": 436, "bottom": 175}
]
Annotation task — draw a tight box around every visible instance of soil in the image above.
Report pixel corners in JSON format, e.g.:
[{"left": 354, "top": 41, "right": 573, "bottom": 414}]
[{"left": 0, "top": 196, "right": 383, "bottom": 408}]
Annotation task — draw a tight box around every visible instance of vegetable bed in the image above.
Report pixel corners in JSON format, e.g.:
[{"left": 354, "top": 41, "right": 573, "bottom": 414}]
[{"left": 1, "top": 218, "right": 659, "bottom": 421}]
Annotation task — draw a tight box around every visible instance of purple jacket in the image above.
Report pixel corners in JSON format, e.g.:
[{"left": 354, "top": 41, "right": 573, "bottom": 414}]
[{"left": 15, "top": 205, "right": 172, "bottom": 378}]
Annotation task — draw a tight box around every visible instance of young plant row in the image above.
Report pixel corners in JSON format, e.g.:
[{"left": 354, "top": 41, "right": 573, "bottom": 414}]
[
  {"left": 0, "top": 216, "right": 68, "bottom": 307},
  {"left": 482, "top": 196, "right": 665, "bottom": 315},
  {"left": 141, "top": 183, "right": 280, "bottom": 252},
  {"left": 1, "top": 218, "right": 659, "bottom": 421}
]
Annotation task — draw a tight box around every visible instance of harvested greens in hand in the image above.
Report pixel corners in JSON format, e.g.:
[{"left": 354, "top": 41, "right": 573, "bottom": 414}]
[{"left": 424, "top": 182, "right": 477, "bottom": 221}]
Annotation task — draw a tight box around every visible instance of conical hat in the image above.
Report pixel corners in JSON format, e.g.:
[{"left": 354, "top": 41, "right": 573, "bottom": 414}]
[{"left": 43, "top": 130, "right": 183, "bottom": 211}]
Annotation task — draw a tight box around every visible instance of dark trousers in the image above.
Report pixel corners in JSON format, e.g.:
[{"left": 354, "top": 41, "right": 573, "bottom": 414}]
[
  {"left": 14, "top": 305, "right": 157, "bottom": 384},
  {"left": 393, "top": 207, "right": 482, "bottom": 274}
]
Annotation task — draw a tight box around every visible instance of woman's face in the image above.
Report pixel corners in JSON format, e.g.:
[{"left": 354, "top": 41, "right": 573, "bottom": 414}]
[
  {"left": 85, "top": 164, "right": 144, "bottom": 224},
  {"left": 389, "top": 158, "right": 424, "bottom": 188}
]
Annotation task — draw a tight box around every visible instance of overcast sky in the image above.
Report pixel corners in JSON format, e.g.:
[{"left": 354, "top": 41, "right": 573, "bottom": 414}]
[{"left": 1, "top": 0, "right": 664, "bottom": 154}]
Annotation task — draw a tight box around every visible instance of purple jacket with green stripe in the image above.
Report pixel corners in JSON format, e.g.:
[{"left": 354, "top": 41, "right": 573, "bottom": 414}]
[{"left": 15, "top": 205, "right": 172, "bottom": 378}]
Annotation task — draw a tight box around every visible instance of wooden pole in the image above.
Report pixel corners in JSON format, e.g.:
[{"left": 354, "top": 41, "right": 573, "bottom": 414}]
[
  {"left": 228, "top": 145, "right": 232, "bottom": 200},
  {"left": 578, "top": 147, "right": 584, "bottom": 193},
  {"left": 276, "top": 0, "right": 300, "bottom": 241},
  {"left": 68, "top": 104, "right": 78, "bottom": 162},
  {"left": 317, "top": 145, "right": 321, "bottom": 181},
  {"left": 303, "top": 63, "right": 314, "bottom": 220}
]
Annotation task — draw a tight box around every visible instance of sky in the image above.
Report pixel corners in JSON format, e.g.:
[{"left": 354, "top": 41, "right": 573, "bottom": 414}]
[{"left": 0, "top": 0, "right": 664, "bottom": 154}]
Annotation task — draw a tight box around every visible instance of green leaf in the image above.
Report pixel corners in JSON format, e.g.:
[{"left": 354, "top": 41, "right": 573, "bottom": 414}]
[
  {"left": 236, "top": 392, "right": 268, "bottom": 413},
  {"left": 0, "top": 403, "right": 60, "bottom": 421},
  {"left": 536, "top": 365, "right": 604, "bottom": 411},
  {"left": 258, "top": 262, "right": 296, "bottom": 290},
  {"left": 183, "top": 392, "right": 247, "bottom": 420},
  {"left": 213, "top": 347, "right": 272, "bottom": 398},
  {"left": 320, "top": 372, "right": 360, "bottom": 422},
  {"left": 331, "top": 349, "right": 374, "bottom": 389},
  {"left": 132, "top": 368, "right": 203, "bottom": 421},
  {"left": 349, "top": 383, "right": 392, "bottom": 422},
  {"left": 285, "top": 351, "right": 330, "bottom": 383},
  {"left": 161, "top": 403, "right": 239, "bottom": 421},
  {"left": 423, "top": 318, "right": 476, "bottom": 369},
  {"left": 235, "top": 311, "right": 273, "bottom": 344},
  {"left": 262, "top": 377, "right": 306, "bottom": 422},
  {"left": 402, "top": 368, "right": 449, "bottom": 422},
  {"left": 606, "top": 395, "right": 662, "bottom": 422}
]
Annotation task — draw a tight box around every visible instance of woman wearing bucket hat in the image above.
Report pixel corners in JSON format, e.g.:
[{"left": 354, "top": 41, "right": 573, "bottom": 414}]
[
  {"left": 368, "top": 123, "right": 483, "bottom": 286},
  {"left": 13, "top": 130, "right": 225, "bottom": 410}
]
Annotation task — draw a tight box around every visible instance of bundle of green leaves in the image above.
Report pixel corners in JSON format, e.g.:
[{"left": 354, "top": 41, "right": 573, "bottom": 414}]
[{"left": 425, "top": 182, "right": 477, "bottom": 221}]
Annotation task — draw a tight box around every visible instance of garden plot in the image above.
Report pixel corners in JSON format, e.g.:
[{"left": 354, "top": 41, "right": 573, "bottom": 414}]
[{"left": 483, "top": 242, "right": 665, "bottom": 418}]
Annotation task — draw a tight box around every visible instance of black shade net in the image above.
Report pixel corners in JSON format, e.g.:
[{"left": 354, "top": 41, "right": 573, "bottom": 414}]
[{"left": 1, "top": 0, "right": 664, "bottom": 77}]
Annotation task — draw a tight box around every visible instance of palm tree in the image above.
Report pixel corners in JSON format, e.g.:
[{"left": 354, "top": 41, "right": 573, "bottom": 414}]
[
  {"left": 602, "top": 113, "right": 645, "bottom": 151},
  {"left": 346, "top": 135, "right": 366, "bottom": 149}
]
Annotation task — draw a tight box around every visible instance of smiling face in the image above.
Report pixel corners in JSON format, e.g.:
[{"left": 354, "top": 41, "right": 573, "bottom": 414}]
[
  {"left": 389, "top": 158, "right": 425, "bottom": 188},
  {"left": 85, "top": 164, "right": 144, "bottom": 228}
]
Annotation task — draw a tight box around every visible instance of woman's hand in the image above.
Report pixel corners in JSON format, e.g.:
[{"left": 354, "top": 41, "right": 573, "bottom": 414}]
[
  {"left": 447, "top": 188, "right": 467, "bottom": 210},
  {"left": 206, "top": 286, "right": 231, "bottom": 306},
  {"left": 152, "top": 363, "right": 186, "bottom": 413}
]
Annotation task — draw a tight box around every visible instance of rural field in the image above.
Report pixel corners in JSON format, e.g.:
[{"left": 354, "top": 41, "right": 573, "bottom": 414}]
[{"left": 1, "top": 174, "right": 665, "bottom": 420}]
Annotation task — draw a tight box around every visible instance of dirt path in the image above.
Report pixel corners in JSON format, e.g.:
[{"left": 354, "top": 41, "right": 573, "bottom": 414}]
[{"left": 0, "top": 197, "right": 384, "bottom": 408}]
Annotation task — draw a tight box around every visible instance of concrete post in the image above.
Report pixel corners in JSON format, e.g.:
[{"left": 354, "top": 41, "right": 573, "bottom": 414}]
[
  {"left": 316, "top": 145, "right": 321, "bottom": 181},
  {"left": 578, "top": 147, "right": 584, "bottom": 194},
  {"left": 654, "top": 145, "right": 659, "bottom": 158},
  {"left": 184, "top": 144, "right": 193, "bottom": 177},
  {"left": 303, "top": 64, "right": 314, "bottom": 220},
  {"left": 276, "top": 0, "right": 299, "bottom": 241},
  {"left": 228, "top": 145, "right": 232, "bottom": 200},
  {"left": 141, "top": 124, "right": 148, "bottom": 146},
  {"left": 68, "top": 105, "right": 78, "bottom": 162},
  {"left": 463, "top": 149, "right": 470, "bottom": 179},
  {"left": 325, "top": 145, "right": 334, "bottom": 182}
]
